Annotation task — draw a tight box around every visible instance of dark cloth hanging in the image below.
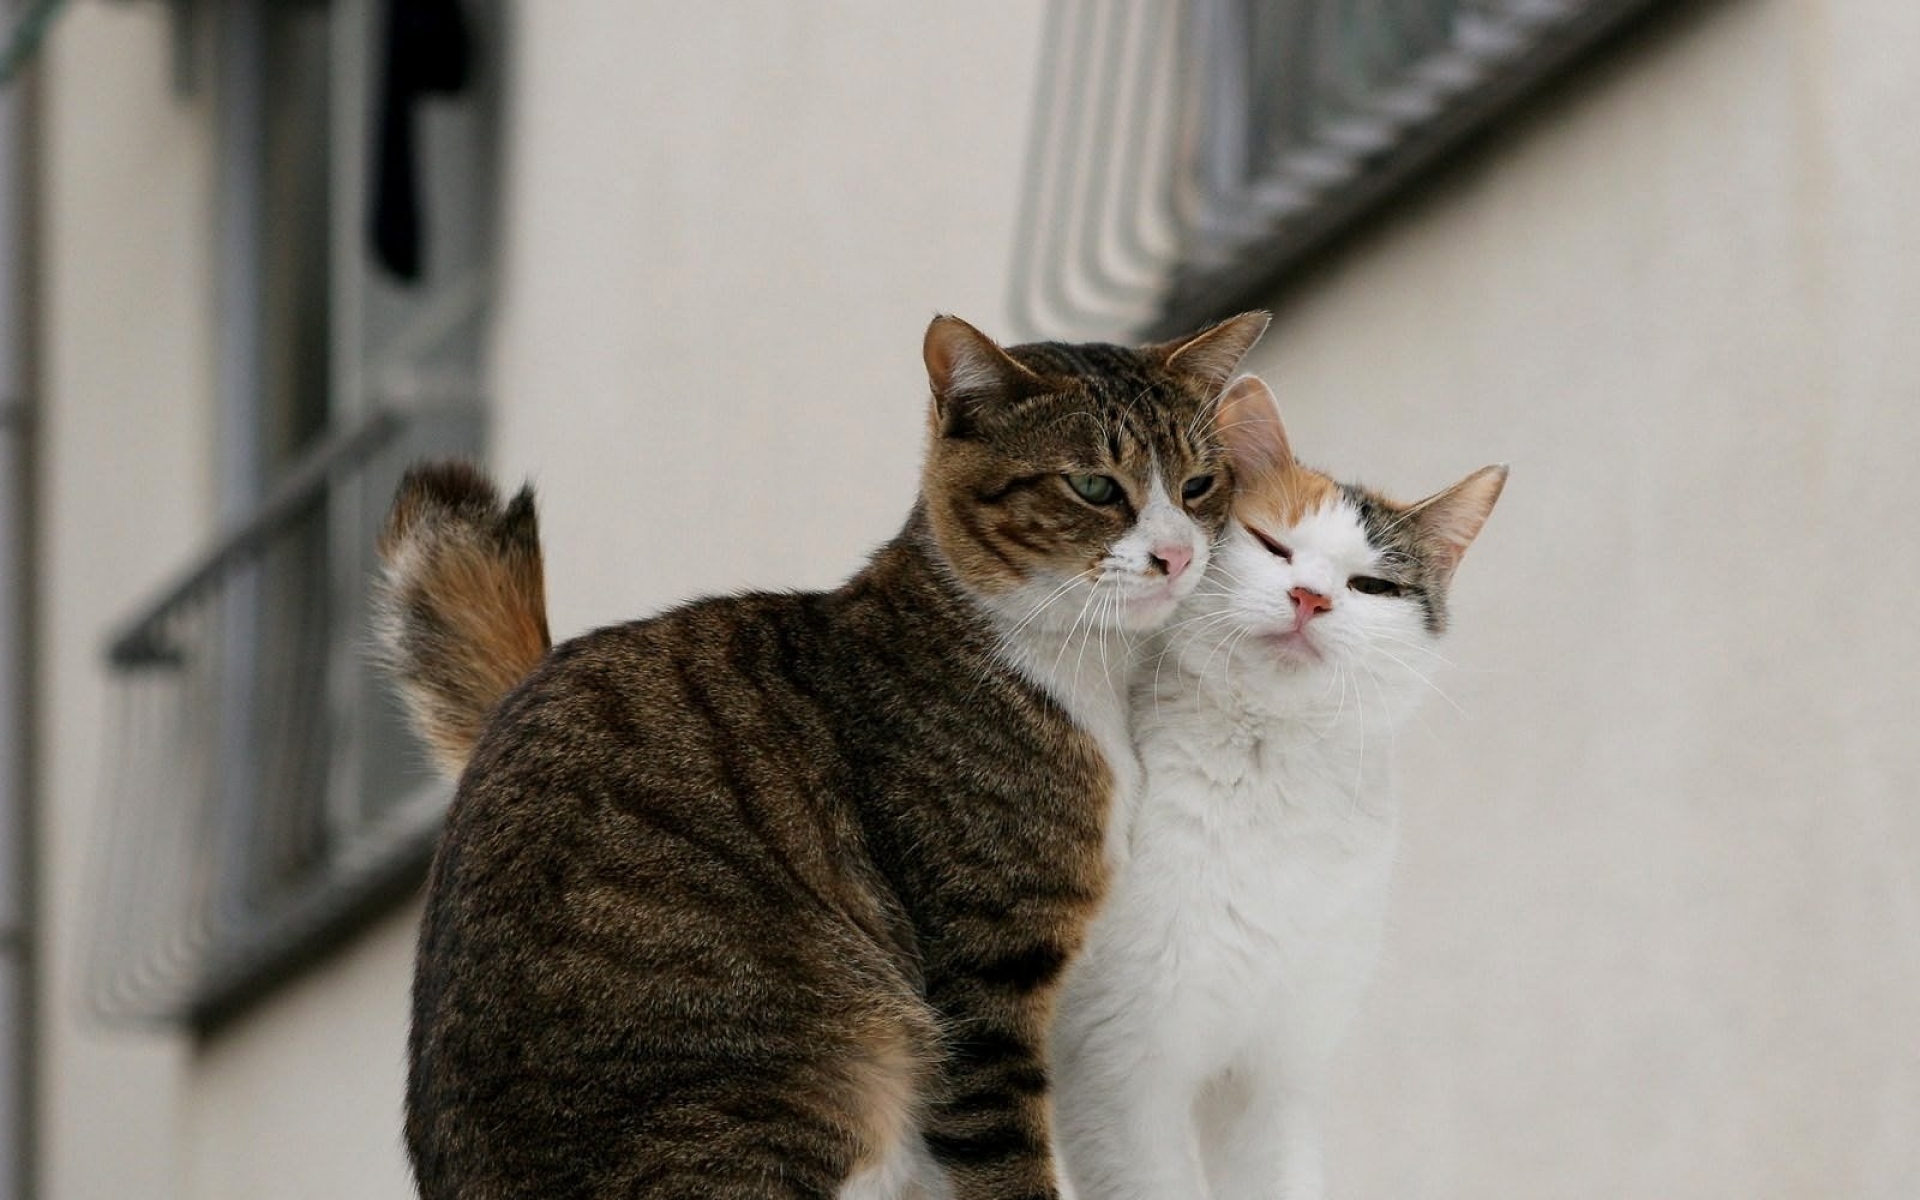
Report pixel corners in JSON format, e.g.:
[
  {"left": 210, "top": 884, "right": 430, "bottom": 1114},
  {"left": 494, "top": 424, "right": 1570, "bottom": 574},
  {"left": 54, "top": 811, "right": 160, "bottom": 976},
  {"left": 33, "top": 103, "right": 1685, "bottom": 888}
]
[{"left": 371, "top": 0, "right": 472, "bottom": 282}]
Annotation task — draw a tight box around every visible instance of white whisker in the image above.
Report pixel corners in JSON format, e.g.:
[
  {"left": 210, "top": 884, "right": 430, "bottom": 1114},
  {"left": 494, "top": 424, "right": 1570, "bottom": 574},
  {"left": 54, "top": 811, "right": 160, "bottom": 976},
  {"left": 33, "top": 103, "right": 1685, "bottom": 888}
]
[{"left": 1366, "top": 644, "right": 1467, "bottom": 717}]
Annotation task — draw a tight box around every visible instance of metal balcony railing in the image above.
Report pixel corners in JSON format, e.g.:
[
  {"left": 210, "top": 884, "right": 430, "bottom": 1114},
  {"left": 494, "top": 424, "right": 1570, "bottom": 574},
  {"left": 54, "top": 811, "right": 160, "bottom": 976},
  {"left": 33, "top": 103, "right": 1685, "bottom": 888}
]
[{"left": 86, "top": 404, "right": 479, "bottom": 1026}]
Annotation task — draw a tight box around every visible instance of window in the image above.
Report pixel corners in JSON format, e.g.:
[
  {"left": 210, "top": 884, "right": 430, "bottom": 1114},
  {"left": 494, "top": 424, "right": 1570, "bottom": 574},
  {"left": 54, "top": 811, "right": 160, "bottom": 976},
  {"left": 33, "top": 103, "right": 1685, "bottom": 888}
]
[
  {"left": 85, "top": 0, "right": 499, "bottom": 1025},
  {"left": 1008, "top": 0, "right": 1665, "bottom": 340}
]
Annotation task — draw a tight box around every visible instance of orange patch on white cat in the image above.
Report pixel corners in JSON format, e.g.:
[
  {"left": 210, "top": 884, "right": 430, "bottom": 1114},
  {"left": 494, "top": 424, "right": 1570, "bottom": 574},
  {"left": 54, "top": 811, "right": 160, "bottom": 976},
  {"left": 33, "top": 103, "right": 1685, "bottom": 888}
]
[
  {"left": 1235, "top": 464, "right": 1340, "bottom": 531},
  {"left": 1214, "top": 373, "right": 1341, "bottom": 530}
]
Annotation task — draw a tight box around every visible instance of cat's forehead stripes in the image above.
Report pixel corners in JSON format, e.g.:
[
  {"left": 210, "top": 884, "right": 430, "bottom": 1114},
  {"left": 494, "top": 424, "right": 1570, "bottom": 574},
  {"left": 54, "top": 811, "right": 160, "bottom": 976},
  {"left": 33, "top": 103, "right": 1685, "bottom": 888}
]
[
  {"left": 1341, "top": 485, "right": 1422, "bottom": 561},
  {"left": 1008, "top": 340, "right": 1157, "bottom": 381},
  {"left": 1006, "top": 341, "right": 1222, "bottom": 465}
]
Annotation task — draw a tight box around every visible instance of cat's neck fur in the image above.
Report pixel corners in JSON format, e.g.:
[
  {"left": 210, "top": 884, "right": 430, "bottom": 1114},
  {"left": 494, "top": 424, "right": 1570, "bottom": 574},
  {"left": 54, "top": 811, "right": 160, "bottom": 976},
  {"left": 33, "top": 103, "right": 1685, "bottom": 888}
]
[
  {"left": 1134, "top": 619, "right": 1422, "bottom": 822},
  {"left": 898, "top": 505, "right": 1144, "bottom": 849},
  {"left": 998, "top": 616, "right": 1142, "bottom": 805}
]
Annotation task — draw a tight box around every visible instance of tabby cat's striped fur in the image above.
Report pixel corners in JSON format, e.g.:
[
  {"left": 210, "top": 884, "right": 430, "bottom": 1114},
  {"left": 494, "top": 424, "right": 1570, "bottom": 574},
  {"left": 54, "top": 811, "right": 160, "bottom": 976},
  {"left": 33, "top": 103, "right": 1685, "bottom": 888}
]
[{"left": 376, "top": 314, "right": 1268, "bottom": 1200}]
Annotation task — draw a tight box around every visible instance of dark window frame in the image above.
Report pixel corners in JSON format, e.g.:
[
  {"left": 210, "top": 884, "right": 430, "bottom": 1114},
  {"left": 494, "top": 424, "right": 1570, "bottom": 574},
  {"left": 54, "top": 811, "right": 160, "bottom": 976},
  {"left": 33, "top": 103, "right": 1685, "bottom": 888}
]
[
  {"left": 84, "top": 0, "right": 498, "bottom": 1028},
  {"left": 1008, "top": 0, "right": 1669, "bottom": 341}
]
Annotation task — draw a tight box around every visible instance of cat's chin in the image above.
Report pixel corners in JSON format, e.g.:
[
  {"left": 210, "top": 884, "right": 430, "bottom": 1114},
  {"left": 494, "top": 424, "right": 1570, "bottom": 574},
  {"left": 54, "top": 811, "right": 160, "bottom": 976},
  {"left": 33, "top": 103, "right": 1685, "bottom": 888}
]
[
  {"left": 987, "top": 578, "right": 1183, "bottom": 642},
  {"left": 1115, "top": 577, "right": 1201, "bottom": 631},
  {"left": 1260, "top": 628, "right": 1326, "bottom": 664},
  {"left": 1120, "top": 592, "right": 1183, "bottom": 629}
]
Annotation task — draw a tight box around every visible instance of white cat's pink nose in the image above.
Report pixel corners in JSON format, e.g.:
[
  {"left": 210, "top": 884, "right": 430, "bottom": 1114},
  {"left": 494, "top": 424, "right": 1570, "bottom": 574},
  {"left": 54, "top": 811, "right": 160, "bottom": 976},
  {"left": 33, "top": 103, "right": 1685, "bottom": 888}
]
[
  {"left": 1150, "top": 544, "right": 1193, "bottom": 580},
  {"left": 1290, "top": 586, "right": 1332, "bottom": 623}
]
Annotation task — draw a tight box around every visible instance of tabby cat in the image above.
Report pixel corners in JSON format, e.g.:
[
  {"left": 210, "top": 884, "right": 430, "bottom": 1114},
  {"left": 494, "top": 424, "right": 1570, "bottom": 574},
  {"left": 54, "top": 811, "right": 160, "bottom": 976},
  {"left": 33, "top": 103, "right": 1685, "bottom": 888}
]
[
  {"left": 375, "top": 313, "right": 1269, "bottom": 1200},
  {"left": 1052, "top": 374, "right": 1506, "bottom": 1200}
]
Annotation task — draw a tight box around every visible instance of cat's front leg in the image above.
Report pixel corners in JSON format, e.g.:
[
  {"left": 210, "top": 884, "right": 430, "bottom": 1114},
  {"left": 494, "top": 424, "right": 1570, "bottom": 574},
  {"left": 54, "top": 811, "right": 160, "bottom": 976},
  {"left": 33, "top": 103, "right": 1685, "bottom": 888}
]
[
  {"left": 1052, "top": 1018, "right": 1212, "bottom": 1200},
  {"left": 1203, "top": 1080, "right": 1324, "bottom": 1200},
  {"left": 1058, "top": 1077, "right": 1210, "bottom": 1200},
  {"left": 918, "top": 979, "right": 1065, "bottom": 1200}
]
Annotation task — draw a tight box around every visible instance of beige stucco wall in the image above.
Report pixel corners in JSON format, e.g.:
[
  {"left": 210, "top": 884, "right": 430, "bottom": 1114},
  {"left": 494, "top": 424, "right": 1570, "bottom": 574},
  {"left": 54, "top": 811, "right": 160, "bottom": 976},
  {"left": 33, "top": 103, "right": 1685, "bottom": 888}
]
[
  {"left": 32, "top": 1, "right": 1918, "bottom": 1198},
  {"left": 34, "top": 6, "right": 420, "bottom": 1199},
  {"left": 37, "top": 4, "right": 208, "bottom": 1198},
  {"left": 490, "top": 3, "right": 1046, "bottom": 629},
  {"left": 1240, "top": 3, "right": 1920, "bottom": 1197}
]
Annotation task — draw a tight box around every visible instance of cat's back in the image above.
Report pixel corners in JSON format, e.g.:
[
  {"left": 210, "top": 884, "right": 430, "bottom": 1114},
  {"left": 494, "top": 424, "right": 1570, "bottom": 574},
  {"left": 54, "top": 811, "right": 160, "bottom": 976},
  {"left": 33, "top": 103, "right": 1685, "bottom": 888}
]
[
  {"left": 434, "top": 587, "right": 871, "bottom": 912},
  {"left": 453, "top": 558, "right": 1040, "bottom": 821},
  {"left": 476, "top": 587, "right": 845, "bottom": 776},
  {"left": 417, "top": 562, "right": 1085, "bottom": 998},
  {"left": 408, "top": 585, "right": 937, "bottom": 1197}
]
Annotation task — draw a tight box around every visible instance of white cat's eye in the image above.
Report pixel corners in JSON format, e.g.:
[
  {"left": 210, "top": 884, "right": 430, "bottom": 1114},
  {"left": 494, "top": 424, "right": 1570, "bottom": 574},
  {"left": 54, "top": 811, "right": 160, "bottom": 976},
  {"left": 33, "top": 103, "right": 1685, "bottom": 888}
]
[
  {"left": 1066, "top": 473, "right": 1121, "bottom": 505},
  {"left": 1249, "top": 527, "right": 1292, "bottom": 562},
  {"left": 1180, "top": 474, "right": 1216, "bottom": 501},
  {"left": 1348, "top": 575, "right": 1402, "bottom": 597}
]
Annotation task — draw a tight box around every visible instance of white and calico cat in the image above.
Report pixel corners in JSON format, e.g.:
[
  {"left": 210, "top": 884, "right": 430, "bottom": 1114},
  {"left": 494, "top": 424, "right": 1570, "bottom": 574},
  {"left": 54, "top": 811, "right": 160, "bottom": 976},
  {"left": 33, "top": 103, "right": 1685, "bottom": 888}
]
[{"left": 1053, "top": 375, "right": 1506, "bottom": 1200}]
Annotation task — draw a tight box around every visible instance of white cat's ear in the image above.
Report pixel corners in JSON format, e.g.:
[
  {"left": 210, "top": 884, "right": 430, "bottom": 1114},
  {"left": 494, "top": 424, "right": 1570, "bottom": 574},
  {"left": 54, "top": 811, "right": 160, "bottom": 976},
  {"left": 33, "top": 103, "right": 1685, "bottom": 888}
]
[
  {"left": 1215, "top": 374, "right": 1292, "bottom": 478},
  {"left": 924, "top": 315, "right": 1039, "bottom": 437},
  {"left": 1407, "top": 464, "right": 1508, "bottom": 582},
  {"left": 1155, "top": 311, "right": 1271, "bottom": 394}
]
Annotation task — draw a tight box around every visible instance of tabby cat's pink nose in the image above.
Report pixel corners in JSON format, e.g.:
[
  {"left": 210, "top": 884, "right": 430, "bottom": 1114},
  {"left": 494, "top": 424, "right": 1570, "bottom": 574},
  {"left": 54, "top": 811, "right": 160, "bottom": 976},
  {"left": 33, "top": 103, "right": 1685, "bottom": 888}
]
[{"left": 1151, "top": 544, "right": 1193, "bottom": 580}]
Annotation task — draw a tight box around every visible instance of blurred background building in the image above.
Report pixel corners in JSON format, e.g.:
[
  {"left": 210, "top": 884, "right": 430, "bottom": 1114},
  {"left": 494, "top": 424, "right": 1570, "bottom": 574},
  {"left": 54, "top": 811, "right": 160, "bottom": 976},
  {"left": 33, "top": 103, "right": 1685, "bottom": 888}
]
[{"left": 5, "top": 0, "right": 1916, "bottom": 1197}]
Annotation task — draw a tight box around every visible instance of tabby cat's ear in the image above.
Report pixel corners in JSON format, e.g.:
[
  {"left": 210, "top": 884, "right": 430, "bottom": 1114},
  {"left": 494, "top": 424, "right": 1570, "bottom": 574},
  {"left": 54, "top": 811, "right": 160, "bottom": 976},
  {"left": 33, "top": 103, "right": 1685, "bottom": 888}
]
[
  {"left": 1406, "top": 464, "right": 1508, "bottom": 584},
  {"left": 924, "top": 315, "right": 1040, "bottom": 438},
  {"left": 1155, "top": 311, "right": 1272, "bottom": 395},
  {"left": 1216, "top": 374, "right": 1292, "bottom": 478}
]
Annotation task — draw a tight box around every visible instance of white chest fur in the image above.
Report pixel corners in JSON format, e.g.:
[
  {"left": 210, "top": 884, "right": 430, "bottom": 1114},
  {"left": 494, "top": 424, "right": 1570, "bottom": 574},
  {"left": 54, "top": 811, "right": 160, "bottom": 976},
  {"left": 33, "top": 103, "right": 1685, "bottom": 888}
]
[
  {"left": 998, "top": 624, "right": 1145, "bottom": 868},
  {"left": 1053, "top": 664, "right": 1404, "bottom": 1200}
]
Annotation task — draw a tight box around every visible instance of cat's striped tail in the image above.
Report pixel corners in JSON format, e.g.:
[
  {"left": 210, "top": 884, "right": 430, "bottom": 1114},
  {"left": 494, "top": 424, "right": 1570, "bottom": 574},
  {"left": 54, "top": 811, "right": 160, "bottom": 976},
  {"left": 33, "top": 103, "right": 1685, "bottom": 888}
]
[{"left": 374, "top": 460, "right": 551, "bottom": 779}]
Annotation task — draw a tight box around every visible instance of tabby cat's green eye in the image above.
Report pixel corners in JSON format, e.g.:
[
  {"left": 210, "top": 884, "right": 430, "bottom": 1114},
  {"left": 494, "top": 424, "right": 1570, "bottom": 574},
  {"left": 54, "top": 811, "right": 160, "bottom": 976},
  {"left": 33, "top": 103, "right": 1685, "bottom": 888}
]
[
  {"left": 1066, "top": 473, "right": 1121, "bottom": 505},
  {"left": 1181, "top": 474, "right": 1216, "bottom": 501},
  {"left": 1348, "top": 575, "right": 1402, "bottom": 597}
]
